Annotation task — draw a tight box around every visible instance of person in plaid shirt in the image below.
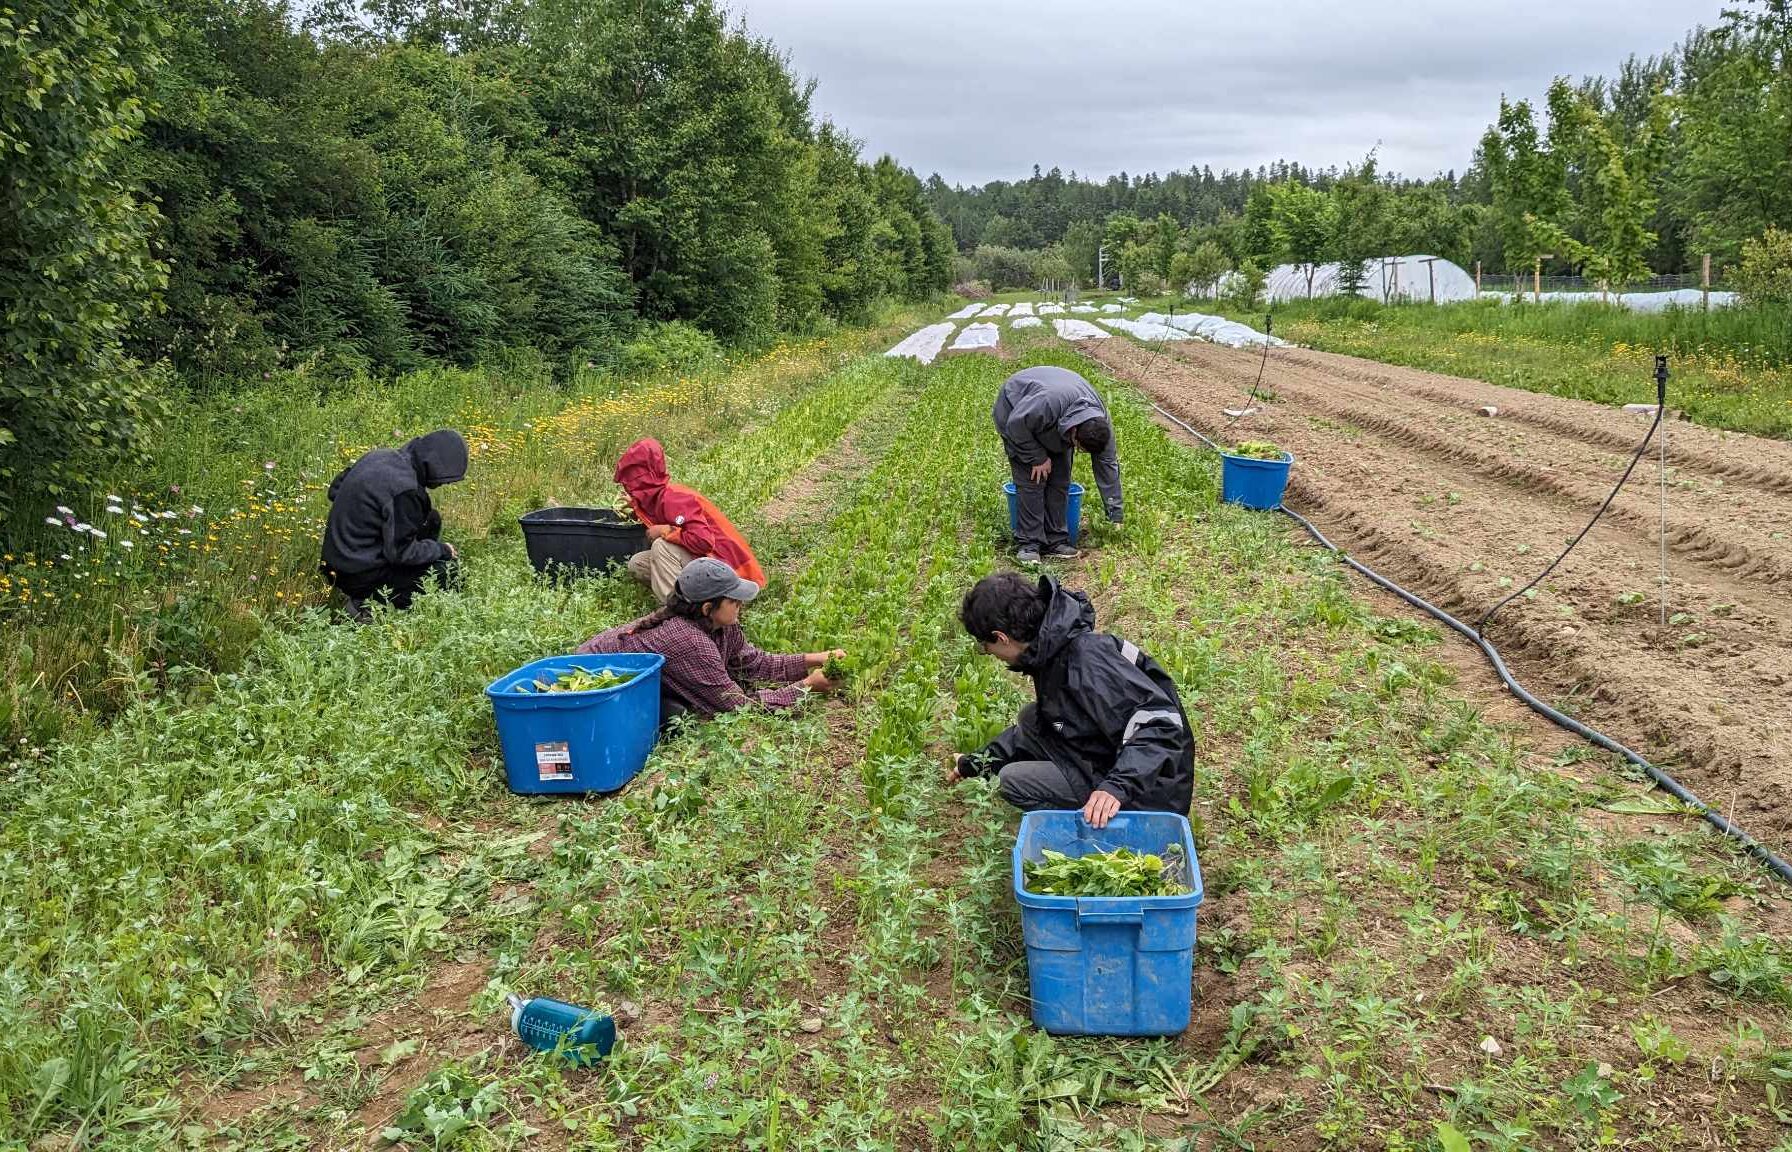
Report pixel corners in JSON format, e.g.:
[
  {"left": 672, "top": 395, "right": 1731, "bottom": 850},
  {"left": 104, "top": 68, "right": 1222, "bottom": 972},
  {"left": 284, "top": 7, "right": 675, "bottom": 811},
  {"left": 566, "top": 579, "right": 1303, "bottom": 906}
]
[{"left": 577, "top": 557, "right": 844, "bottom": 726}]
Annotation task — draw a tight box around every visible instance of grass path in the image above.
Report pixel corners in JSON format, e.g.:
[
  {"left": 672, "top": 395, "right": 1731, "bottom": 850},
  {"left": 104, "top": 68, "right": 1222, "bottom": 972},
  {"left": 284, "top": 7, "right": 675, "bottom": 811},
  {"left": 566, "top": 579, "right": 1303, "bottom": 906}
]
[{"left": 8, "top": 332, "right": 1792, "bottom": 1150}]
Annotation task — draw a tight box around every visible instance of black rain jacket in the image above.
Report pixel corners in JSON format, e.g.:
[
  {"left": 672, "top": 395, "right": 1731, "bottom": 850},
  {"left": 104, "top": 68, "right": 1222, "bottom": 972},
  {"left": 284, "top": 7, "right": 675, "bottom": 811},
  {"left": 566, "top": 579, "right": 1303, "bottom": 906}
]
[
  {"left": 321, "top": 430, "right": 467, "bottom": 576},
  {"left": 965, "top": 576, "right": 1193, "bottom": 813}
]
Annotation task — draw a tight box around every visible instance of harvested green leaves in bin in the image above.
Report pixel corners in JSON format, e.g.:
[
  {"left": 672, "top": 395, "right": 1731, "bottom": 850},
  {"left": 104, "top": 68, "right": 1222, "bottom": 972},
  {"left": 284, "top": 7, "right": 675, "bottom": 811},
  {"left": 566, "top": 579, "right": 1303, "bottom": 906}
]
[
  {"left": 513, "top": 668, "right": 637, "bottom": 694},
  {"left": 1022, "top": 845, "right": 1191, "bottom": 897}
]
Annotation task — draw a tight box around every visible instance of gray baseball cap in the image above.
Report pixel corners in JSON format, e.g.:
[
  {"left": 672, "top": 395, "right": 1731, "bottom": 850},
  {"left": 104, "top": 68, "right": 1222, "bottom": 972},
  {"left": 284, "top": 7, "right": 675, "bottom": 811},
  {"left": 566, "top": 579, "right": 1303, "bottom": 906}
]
[{"left": 675, "top": 556, "right": 760, "bottom": 603}]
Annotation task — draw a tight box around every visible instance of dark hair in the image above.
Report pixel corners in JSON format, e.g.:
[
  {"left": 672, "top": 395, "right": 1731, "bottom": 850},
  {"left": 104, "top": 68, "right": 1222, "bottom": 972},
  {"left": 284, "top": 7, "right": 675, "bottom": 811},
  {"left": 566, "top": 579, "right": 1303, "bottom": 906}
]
[
  {"left": 620, "top": 590, "right": 721, "bottom": 638},
  {"left": 959, "top": 571, "right": 1047, "bottom": 644},
  {"left": 1075, "top": 416, "right": 1112, "bottom": 455}
]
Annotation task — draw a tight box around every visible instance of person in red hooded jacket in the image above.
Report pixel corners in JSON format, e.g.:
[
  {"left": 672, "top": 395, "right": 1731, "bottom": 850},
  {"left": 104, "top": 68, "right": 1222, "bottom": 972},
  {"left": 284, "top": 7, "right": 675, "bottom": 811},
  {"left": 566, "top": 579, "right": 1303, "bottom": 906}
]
[{"left": 613, "top": 438, "right": 766, "bottom": 603}]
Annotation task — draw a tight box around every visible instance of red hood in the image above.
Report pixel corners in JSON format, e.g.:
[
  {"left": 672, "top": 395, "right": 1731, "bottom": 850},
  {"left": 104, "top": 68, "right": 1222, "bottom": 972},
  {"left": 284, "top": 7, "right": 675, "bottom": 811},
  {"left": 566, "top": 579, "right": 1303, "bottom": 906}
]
[{"left": 615, "top": 438, "right": 669, "bottom": 498}]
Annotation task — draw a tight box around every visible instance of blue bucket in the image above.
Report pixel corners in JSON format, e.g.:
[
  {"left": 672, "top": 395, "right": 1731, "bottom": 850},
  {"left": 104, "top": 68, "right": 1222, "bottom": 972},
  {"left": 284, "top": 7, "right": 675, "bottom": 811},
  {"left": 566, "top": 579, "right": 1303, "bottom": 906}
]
[
  {"left": 1013, "top": 811, "right": 1203, "bottom": 1035},
  {"left": 1003, "top": 481, "right": 1085, "bottom": 544},
  {"left": 1220, "top": 450, "right": 1293, "bottom": 511},
  {"left": 485, "top": 652, "right": 665, "bottom": 794}
]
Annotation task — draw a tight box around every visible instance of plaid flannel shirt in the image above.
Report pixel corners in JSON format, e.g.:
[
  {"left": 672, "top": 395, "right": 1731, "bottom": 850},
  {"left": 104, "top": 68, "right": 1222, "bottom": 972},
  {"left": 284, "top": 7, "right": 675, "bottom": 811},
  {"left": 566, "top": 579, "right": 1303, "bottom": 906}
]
[{"left": 577, "top": 614, "right": 808, "bottom": 717}]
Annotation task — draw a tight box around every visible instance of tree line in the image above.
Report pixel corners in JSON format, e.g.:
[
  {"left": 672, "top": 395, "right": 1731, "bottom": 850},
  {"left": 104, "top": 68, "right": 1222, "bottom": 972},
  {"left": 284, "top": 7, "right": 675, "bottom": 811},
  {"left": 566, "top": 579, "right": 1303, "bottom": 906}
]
[
  {"left": 927, "top": 0, "right": 1792, "bottom": 295},
  {"left": 0, "top": 0, "right": 952, "bottom": 519}
]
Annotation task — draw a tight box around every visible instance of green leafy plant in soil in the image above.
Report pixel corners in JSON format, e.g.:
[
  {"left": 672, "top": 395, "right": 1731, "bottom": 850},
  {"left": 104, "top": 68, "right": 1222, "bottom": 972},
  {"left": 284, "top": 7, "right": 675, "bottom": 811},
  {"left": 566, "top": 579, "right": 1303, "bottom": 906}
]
[
  {"left": 1023, "top": 847, "right": 1192, "bottom": 897},
  {"left": 9, "top": 327, "right": 1792, "bottom": 1150}
]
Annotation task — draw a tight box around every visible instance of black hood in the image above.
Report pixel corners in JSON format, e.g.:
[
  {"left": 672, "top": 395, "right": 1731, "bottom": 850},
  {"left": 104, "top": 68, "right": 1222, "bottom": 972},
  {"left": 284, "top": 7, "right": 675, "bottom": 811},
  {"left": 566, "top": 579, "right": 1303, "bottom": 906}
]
[
  {"left": 1016, "top": 575, "right": 1094, "bottom": 673},
  {"left": 404, "top": 430, "right": 468, "bottom": 488}
]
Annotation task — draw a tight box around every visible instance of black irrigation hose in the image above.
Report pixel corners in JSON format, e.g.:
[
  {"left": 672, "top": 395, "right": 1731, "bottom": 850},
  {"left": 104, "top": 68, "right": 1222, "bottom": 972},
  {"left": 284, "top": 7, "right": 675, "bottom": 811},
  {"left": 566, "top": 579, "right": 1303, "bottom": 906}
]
[
  {"left": 1475, "top": 355, "right": 1670, "bottom": 634},
  {"left": 1151, "top": 402, "right": 1792, "bottom": 885}
]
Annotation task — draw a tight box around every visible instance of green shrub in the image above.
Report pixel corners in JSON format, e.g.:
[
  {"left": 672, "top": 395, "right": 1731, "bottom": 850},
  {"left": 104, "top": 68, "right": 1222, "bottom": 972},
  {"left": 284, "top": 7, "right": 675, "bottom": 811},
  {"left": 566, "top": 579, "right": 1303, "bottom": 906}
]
[{"left": 619, "top": 322, "right": 724, "bottom": 378}]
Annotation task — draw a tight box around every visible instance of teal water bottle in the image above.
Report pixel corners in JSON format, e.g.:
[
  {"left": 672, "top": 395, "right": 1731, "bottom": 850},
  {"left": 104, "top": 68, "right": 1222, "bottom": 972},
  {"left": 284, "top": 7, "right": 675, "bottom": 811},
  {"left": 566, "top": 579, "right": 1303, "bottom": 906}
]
[{"left": 506, "top": 994, "right": 617, "bottom": 1066}]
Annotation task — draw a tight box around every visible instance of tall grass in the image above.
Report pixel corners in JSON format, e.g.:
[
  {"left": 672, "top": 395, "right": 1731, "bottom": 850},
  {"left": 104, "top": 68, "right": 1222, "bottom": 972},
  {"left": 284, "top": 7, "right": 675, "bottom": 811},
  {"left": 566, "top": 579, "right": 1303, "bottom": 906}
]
[{"left": 0, "top": 309, "right": 919, "bottom": 748}]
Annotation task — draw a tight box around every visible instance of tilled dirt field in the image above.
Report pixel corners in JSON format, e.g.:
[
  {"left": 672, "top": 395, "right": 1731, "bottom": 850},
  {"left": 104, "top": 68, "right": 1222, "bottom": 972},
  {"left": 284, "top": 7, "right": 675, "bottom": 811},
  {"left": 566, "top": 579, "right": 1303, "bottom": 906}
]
[{"left": 1087, "top": 337, "right": 1792, "bottom": 855}]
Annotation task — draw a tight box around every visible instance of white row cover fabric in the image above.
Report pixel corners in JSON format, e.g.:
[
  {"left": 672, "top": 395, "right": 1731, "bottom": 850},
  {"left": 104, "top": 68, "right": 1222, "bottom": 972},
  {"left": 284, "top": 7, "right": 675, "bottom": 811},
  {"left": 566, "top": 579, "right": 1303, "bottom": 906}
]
[
  {"left": 950, "top": 322, "right": 1000, "bottom": 351},
  {"left": 1053, "top": 318, "right": 1111, "bottom": 341},
  {"left": 945, "top": 303, "right": 983, "bottom": 320},
  {"left": 1009, "top": 302, "right": 1035, "bottom": 316},
  {"left": 1137, "top": 311, "right": 1287, "bottom": 349},
  {"left": 980, "top": 303, "right": 1010, "bottom": 317},
  {"left": 1487, "top": 288, "right": 1739, "bottom": 313},
  {"left": 1011, "top": 316, "right": 1044, "bottom": 328},
  {"left": 1099, "top": 303, "right": 1125, "bottom": 313},
  {"left": 884, "top": 323, "right": 956, "bottom": 365},
  {"left": 1038, "top": 303, "right": 1066, "bottom": 314},
  {"left": 1069, "top": 304, "right": 1098, "bottom": 313},
  {"left": 1100, "top": 318, "right": 1189, "bottom": 342},
  {"left": 1117, "top": 296, "right": 1138, "bottom": 304}
]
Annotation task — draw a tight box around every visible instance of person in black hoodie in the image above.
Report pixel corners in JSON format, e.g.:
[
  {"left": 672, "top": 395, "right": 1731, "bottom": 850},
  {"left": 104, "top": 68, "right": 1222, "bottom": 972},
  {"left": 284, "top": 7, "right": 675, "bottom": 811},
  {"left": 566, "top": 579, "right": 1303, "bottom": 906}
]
[
  {"left": 949, "top": 571, "right": 1193, "bottom": 829},
  {"left": 320, "top": 429, "right": 468, "bottom": 618}
]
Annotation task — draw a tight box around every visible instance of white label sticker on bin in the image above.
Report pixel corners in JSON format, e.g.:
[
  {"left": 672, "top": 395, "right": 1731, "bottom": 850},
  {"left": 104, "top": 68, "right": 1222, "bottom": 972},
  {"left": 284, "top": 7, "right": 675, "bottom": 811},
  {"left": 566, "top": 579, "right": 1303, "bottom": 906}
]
[{"left": 536, "top": 741, "right": 573, "bottom": 782}]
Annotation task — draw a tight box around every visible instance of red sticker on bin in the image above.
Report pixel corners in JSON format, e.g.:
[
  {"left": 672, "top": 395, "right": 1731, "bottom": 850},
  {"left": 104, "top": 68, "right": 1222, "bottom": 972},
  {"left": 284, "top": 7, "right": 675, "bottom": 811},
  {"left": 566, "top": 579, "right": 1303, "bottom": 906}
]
[{"left": 536, "top": 741, "right": 573, "bottom": 782}]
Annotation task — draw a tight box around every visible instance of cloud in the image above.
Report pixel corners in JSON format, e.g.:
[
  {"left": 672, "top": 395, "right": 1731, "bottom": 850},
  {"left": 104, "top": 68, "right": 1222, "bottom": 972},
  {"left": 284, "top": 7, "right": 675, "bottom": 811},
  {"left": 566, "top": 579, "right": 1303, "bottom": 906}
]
[{"left": 731, "top": 0, "right": 1724, "bottom": 184}]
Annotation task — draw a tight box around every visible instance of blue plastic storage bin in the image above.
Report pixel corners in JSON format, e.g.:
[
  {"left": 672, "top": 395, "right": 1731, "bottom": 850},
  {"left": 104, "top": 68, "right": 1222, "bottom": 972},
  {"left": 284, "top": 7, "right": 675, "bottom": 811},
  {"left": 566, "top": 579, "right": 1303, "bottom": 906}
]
[
  {"left": 485, "top": 653, "right": 664, "bottom": 794},
  {"left": 1003, "top": 481, "right": 1085, "bottom": 544},
  {"left": 1219, "top": 450, "right": 1293, "bottom": 511},
  {"left": 1012, "top": 810, "right": 1204, "bottom": 1036}
]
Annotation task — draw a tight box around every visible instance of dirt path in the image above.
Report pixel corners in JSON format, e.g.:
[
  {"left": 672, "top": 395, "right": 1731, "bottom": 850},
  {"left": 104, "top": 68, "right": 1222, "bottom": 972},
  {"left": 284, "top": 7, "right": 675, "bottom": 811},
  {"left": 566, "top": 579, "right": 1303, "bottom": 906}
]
[{"left": 1087, "top": 337, "right": 1792, "bottom": 854}]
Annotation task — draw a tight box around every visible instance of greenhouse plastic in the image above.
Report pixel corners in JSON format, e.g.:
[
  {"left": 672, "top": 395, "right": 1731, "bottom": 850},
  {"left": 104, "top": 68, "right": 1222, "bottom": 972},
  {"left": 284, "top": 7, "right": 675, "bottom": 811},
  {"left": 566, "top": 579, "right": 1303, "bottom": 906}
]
[
  {"left": 884, "top": 323, "right": 956, "bottom": 365},
  {"left": 1053, "top": 318, "right": 1111, "bottom": 341},
  {"left": 949, "top": 322, "right": 1000, "bottom": 351},
  {"left": 1489, "top": 289, "right": 1739, "bottom": 313},
  {"left": 1235, "top": 255, "right": 1477, "bottom": 304}
]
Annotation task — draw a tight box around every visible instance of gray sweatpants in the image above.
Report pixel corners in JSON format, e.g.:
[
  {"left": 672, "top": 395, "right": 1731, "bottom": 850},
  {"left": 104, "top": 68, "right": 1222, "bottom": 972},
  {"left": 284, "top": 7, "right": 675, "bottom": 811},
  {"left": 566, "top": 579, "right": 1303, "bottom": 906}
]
[
  {"left": 996, "top": 759, "right": 1091, "bottom": 811},
  {"left": 1008, "top": 448, "right": 1075, "bottom": 551}
]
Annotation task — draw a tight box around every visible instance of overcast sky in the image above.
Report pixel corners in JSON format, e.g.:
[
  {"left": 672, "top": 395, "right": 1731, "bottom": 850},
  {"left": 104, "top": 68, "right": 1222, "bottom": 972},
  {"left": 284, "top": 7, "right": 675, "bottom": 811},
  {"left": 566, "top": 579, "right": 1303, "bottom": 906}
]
[{"left": 730, "top": 0, "right": 1724, "bottom": 187}]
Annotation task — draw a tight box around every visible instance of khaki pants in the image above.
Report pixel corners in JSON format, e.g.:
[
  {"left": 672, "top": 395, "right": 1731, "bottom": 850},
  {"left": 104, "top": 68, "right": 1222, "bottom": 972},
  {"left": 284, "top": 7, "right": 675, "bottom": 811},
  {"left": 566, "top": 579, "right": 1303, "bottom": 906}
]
[{"left": 626, "top": 538, "right": 696, "bottom": 603}]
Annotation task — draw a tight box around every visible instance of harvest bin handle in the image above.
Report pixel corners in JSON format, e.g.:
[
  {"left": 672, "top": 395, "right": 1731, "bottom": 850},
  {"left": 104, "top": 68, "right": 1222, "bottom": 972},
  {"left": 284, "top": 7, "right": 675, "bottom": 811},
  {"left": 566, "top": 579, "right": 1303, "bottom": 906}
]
[{"left": 1074, "top": 904, "right": 1144, "bottom": 926}]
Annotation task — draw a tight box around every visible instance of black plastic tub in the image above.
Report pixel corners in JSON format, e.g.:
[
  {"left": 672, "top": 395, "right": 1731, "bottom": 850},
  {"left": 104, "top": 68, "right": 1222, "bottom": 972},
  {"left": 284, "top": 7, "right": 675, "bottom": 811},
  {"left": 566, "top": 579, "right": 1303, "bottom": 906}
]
[{"left": 518, "top": 508, "right": 647, "bottom": 575}]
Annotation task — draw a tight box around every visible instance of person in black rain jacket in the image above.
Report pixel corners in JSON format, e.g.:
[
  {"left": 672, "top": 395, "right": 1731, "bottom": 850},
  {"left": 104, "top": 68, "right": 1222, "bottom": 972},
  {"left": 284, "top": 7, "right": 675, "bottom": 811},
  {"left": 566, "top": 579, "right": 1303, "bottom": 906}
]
[
  {"left": 320, "top": 429, "right": 467, "bottom": 617},
  {"left": 949, "top": 571, "right": 1193, "bottom": 828}
]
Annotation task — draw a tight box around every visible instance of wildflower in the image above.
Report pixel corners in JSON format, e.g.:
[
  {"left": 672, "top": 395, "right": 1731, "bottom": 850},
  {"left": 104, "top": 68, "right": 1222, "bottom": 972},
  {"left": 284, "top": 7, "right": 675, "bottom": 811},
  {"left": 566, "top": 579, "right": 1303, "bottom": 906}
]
[
  {"left": 131, "top": 512, "right": 148, "bottom": 523},
  {"left": 190, "top": 506, "right": 203, "bottom": 516},
  {"left": 264, "top": 461, "right": 276, "bottom": 471},
  {"left": 55, "top": 505, "right": 73, "bottom": 516},
  {"left": 105, "top": 494, "right": 121, "bottom": 502},
  {"left": 59, "top": 554, "right": 71, "bottom": 561},
  {"left": 105, "top": 505, "right": 122, "bottom": 515},
  {"left": 119, "top": 540, "right": 135, "bottom": 549},
  {"left": 160, "top": 511, "right": 176, "bottom": 520},
  {"left": 45, "top": 517, "right": 60, "bottom": 527},
  {"left": 169, "top": 484, "right": 181, "bottom": 494},
  {"left": 89, "top": 528, "right": 106, "bottom": 540},
  {"left": 72, "top": 523, "right": 90, "bottom": 534}
]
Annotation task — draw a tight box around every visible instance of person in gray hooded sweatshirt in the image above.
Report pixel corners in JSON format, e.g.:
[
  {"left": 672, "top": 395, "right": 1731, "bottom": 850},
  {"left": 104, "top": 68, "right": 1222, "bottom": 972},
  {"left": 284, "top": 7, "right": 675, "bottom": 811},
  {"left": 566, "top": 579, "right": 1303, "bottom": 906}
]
[
  {"left": 320, "top": 429, "right": 467, "bottom": 618},
  {"left": 993, "top": 365, "right": 1122, "bottom": 563}
]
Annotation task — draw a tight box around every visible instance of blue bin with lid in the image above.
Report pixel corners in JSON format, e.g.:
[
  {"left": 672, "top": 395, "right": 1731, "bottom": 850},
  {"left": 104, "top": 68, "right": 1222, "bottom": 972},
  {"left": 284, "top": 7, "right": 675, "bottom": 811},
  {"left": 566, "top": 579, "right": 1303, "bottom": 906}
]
[
  {"left": 1003, "top": 481, "right": 1085, "bottom": 544},
  {"left": 1012, "top": 810, "right": 1204, "bottom": 1035},
  {"left": 1219, "top": 450, "right": 1293, "bottom": 511},
  {"left": 485, "top": 652, "right": 664, "bottom": 794}
]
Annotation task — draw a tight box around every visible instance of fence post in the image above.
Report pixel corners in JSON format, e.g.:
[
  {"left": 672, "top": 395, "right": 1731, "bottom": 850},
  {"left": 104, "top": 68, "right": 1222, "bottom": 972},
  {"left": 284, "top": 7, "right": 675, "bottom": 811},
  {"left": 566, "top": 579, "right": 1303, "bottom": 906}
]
[
  {"left": 1702, "top": 253, "right": 1711, "bottom": 311},
  {"left": 1475, "top": 260, "right": 1482, "bottom": 296}
]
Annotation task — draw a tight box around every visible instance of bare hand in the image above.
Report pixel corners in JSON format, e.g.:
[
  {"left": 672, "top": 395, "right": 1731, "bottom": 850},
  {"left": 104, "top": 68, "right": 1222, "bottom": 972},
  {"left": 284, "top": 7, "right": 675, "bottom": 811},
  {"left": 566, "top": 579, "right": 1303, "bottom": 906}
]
[
  {"left": 445, "top": 542, "right": 459, "bottom": 559},
  {"left": 802, "top": 669, "right": 837, "bottom": 693},
  {"left": 1029, "top": 459, "right": 1052, "bottom": 484},
  {"left": 947, "top": 754, "right": 968, "bottom": 785},
  {"left": 1081, "top": 790, "right": 1121, "bottom": 829},
  {"left": 645, "top": 523, "right": 673, "bottom": 541},
  {"left": 806, "top": 648, "right": 847, "bottom": 669}
]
